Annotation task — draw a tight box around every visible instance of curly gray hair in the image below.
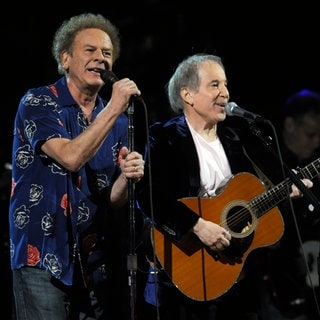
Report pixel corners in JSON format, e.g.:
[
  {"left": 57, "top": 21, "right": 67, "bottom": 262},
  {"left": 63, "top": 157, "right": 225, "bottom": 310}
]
[{"left": 52, "top": 13, "right": 121, "bottom": 75}]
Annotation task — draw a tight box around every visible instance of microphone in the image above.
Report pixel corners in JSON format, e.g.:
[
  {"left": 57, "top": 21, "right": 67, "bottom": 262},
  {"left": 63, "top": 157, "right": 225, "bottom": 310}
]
[
  {"left": 225, "top": 102, "right": 267, "bottom": 123},
  {"left": 100, "top": 70, "right": 143, "bottom": 104},
  {"left": 100, "top": 69, "right": 119, "bottom": 86}
]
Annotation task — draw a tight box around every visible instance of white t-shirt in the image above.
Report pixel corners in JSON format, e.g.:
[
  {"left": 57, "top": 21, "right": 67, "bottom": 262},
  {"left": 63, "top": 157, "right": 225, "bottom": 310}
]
[{"left": 188, "top": 122, "right": 232, "bottom": 197}]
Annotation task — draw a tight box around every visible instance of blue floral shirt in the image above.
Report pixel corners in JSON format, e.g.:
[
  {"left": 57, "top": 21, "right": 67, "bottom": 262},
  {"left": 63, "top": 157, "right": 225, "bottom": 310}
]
[{"left": 9, "top": 76, "right": 128, "bottom": 285}]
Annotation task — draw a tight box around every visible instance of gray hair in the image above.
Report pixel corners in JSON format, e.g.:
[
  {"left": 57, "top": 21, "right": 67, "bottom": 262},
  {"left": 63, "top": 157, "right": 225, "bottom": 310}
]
[
  {"left": 166, "top": 53, "right": 224, "bottom": 114},
  {"left": 52, "top": 13, "right": 121, "bottom": 75}
]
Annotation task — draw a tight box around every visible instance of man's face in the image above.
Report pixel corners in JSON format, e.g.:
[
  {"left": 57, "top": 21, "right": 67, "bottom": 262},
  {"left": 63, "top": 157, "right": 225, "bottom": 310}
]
[{"left": 286, "top": 113, "right": 320, "bottom": 160}]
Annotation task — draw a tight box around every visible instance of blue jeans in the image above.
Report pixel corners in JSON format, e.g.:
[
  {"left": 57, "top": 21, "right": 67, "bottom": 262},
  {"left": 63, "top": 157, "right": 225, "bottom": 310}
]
[{"left": 12, "top": 267, "right": 96, "bottom": 320}]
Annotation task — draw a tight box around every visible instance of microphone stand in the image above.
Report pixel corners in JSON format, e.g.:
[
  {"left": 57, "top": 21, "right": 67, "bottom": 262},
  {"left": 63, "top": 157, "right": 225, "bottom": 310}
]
[
  {"left": 127, "top": 101, "right": 138, "bottom": 320},
  {"left": 249, "top": 121, "right": 320, "bottom": 314}
]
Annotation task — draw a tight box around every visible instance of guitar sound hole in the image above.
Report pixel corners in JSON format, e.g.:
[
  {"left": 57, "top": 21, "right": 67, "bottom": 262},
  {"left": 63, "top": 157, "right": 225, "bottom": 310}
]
[
  {"left": 216, "top": 203, "right": 255, "bottom": 258},
  {"left": 226, "top": 205, "right": 253, "bottom": 235}
]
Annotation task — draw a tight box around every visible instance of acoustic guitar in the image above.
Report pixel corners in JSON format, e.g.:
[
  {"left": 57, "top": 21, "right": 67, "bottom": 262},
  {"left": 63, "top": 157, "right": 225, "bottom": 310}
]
[{"left": 151, "top": 158, "right": 320, "bottom": 301}]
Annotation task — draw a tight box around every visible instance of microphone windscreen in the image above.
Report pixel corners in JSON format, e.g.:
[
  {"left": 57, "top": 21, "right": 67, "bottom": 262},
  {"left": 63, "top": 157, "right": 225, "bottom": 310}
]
[{"left": 100, "top": 70, "right": 118, "bottom": 86}]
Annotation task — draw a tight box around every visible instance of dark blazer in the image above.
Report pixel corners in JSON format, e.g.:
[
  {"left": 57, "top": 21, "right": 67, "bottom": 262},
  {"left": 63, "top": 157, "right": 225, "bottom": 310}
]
[{"left": 136, "top": 115, "right": 257, "bottom": 242}]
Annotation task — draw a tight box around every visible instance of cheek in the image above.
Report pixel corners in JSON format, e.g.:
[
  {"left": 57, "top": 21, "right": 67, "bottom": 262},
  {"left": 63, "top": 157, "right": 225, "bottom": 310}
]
[{"left": 298, "top": 135, "right": 310, "bottom": 146}]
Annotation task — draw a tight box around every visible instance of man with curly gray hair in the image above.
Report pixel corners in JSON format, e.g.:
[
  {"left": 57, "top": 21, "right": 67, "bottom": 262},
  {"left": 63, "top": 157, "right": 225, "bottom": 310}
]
[{"left": 9, "top": 12, "right": 144, "bottom": 319}]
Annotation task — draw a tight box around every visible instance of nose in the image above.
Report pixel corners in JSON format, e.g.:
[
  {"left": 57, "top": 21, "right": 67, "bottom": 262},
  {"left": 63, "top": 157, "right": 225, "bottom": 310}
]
[
  {"left": 220, "top": 86, "right": 229, "bottom": 99},
  {"left": 94, "top": 50, "right": 106, "bottom": 62}
]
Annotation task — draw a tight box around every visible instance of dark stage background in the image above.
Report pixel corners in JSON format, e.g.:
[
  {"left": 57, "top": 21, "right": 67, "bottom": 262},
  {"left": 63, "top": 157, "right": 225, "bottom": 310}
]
[
  {"left": 1, "top": 1, "right": 320, "bottom": 318},
  {"left": 2, "top": 1, "right": 320, "bottom": 163}
]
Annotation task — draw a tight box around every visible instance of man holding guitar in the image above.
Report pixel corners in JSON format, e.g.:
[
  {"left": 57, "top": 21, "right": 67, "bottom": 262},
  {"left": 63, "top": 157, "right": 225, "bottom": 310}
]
[{"left": 136, "top": 53, "right": 313, "bottom": 320}]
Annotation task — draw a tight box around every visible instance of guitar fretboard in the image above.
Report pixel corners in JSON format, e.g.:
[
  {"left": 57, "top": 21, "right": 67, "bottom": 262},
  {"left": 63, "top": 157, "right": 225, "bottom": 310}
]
[{"left": 251, "top": 157, "right": 320, "bottom": 218}]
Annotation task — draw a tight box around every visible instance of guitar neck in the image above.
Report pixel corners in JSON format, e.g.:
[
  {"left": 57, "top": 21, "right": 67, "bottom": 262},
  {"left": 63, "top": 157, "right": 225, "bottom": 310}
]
[{"left": 251, "top": 157, "right": 320, "bottom": 218}]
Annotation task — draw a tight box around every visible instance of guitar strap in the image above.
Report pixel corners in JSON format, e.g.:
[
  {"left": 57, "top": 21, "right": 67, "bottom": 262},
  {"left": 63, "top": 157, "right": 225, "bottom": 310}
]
[
  {"left": 226, "top": 127, "right": 274, "bottom": 191},
  {"left": 243, "top": 147, "right": 274, "bottom": 190}
]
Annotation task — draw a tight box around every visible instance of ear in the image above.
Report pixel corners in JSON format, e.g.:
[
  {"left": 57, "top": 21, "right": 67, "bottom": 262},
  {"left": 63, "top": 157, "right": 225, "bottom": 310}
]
[
  {"left": 61, "top": 51, "right": 69, "bottom": 71},
  {"left": 181, "top": 87, "right": 193, "bottom": 106}
]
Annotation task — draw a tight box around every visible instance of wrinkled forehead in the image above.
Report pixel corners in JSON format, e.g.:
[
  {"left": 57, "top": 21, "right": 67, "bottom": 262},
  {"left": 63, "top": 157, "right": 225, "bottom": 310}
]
[{"left": 198, "top": 61, "right": 226, "bottom": 81}]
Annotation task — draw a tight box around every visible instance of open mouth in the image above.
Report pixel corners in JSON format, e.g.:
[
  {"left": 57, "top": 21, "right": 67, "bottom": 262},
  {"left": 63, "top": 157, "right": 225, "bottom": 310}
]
[{"left": 88, "top": 68, "right": 104, "bottom": 74}]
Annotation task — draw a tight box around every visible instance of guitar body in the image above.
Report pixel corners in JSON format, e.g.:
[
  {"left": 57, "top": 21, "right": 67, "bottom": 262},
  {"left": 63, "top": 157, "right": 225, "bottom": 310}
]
[{"left": 152, "top": 172, "right": 284, "bottom": 301}]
